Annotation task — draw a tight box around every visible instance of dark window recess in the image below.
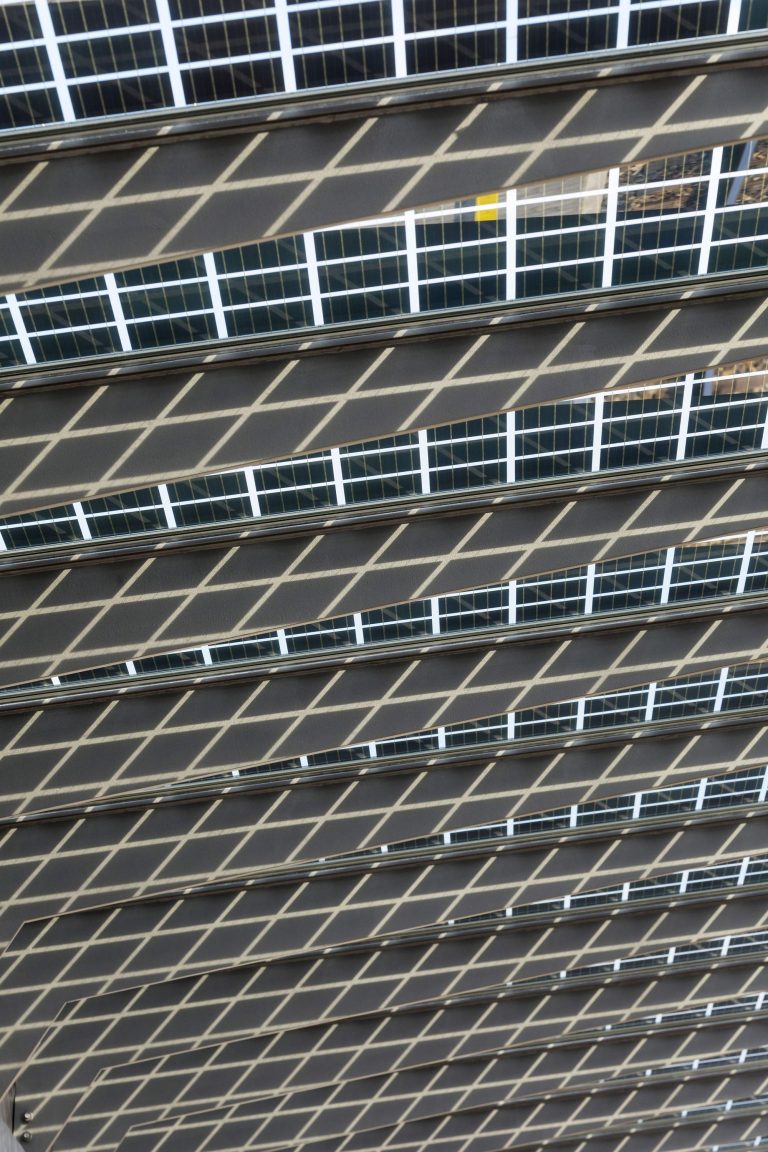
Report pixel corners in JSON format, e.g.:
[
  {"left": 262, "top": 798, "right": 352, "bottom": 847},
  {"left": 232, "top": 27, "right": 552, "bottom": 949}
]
[
  {"left": 182, "top": 58, "right": 282, "bottom": 103},
  {"left": 70, "top": 74, "right": 172, "bottom": 119},
  {"left": 294, "top": 44, "right": 393, "bottom": 88},
  {"left": 50, "top": 0, "right": 153, "bottom": 35}
]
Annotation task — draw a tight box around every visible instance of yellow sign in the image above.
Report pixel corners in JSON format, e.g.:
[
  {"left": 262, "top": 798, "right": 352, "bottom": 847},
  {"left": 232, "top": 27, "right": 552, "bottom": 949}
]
[{"left": 475, "top": 193, "right": 500, "bottom": 221}]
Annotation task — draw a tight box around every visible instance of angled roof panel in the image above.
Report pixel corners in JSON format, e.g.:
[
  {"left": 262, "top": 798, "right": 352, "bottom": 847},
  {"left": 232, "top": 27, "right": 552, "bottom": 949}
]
[
  {"left": 111, "top": 1063, "right": 768, "bottom": 1152},
  {"left": 3, "top": 135, "right": 768, "bottom": 373},
  {"left": 1, "top": 606, "right": 766, "bottom": 816},
  {"left": 3, "top": 830, "right": 768, "bottom": 1102},
  {"left": 0, "top": 464, "right": 763, "bottom": 691},
  {"left": 20, "top": 904, "right": 768, "bottom": 1146},
  {"left": 1, "top": 46, "right": 766, "bottom": 291},
  {"left": 1, "top": 291, "right": 768, "bottom": 517}
]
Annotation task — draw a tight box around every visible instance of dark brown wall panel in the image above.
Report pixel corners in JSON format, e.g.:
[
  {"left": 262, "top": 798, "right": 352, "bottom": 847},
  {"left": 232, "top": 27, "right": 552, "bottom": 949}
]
[
  {"left": 18, "top": 886, "right": 768, "bottom": 1148},
  {"left": 53, "top": 981, "right": 768, "bottom": 1152}
]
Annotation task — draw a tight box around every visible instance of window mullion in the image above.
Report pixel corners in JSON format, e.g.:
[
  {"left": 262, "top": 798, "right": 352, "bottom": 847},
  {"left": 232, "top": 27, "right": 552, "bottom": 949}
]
[
  {"left": 674, "top": 373, "right": 694, "bottom": 461},
  {"left": 736, "top": 530, "right": 756, "bottom": 595},
  {"left": 659, "top": 546, "right": 676, "bottom": 604},
  {"left": 694, "top": 776, "right": 708, "bottom": 811},
  {"left": 644, "top": 681, "right": 657, "bottom": 722},
  {"left": 418, "top": 428, "right": 431, "bottom": 494},
  {"left": 154, "top": 0, "right": 187, "bottom": 108},
  {"left": 713, "top": 665, "right": 729, "bottom": 712},
  {"left": 615, "top": 0, "right": 632, "bottom": 48},
  {"left": 274, "top": 0, "right": 297, "bottom": 92},
  {"left": 302, "top": 231, "right": 325, "bottom": 326},
  {"left": 5, "top": 295, "right": 36, "bottom": 365},
  {"left": 584, "top": 563, "right": 596, "bottom": 614},
  {"left": 72, "top": 501, "right": 92, "bottom": 541},
  {"left": 508, "top": 579, "right": 517, "bottom": 625},
  {"left": 758, "top": 765, "right": 768, "bottom": 804},
  {"left": 33, "top": 0, "right": 76, "bottom": 121},
  {"left": 157, "top": 483, "right": 177, "bottom": 529},
  {"left": 505, "top": 407, "right": 516, "bottom": 484},
  {"left": 243, "top": 468, "right": 262, "bottom": 518},
  {"left": 591, "top": 393, "right": 604, "bottom": 472},
  {"left": 202, "top": 253, "right": 229, "bottom": 340},
  {"left": 505, "top": 0, "right": 518, "bottom": 62},
  {"left": 404, "top": 210, "right": 421, "bottom": 314},
  {"left": 505, "top": 189, "right": 517, "bottom": 300},
  {"left": 601, "top": 167, "right": 621, "bottom": 288},
  {"left": 726, "top": 0, "right": 743, "bottom": 33},
  {"left": 330, "top": 447, "right": 346, "bottom": 506},
  {"left": 390, "top": 0, "right": 407, "bottom": 77},
  {"left": 103, "top": 274, "right": 133, "bottom": 352},
  {"left": 575, "top": 697, "right": 586, "bottom": 730},
  {"left": 697, "top": 146, "right": 724, "bottom": 276}
]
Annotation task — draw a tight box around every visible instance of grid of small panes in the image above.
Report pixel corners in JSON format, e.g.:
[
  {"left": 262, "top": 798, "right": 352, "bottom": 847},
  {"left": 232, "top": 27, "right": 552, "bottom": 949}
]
[
  {"left": 708, "top": 1142, "right": 768, "bottom": 1151},
  {"left": 2, "top": 364, "right": 766, "bottom": 553},
  {"left": 178, "top": 658, "right": 768, "bottom": 784},
  {"left": 0, "top": 138, "right": 766, "bottom": 368},
  {"left": 448, "top": 852, "right": 768, "bottom": 928},
  {"left": 326, "top": 764, "right": 768, "bottom": 864},
  {"left": 1, "top": 1, "right": 764, "bottom": 132},
  {"left": 666, "top": 1093, "right": 768, "bottom": 1121},
  {"left": 10, "top": 528, "right": 766, "bottom": 696},
  {"left": 515, "top": 928, "right": 768, "bottom": 990},
  {"left": 610, "top": 1043, "right": 768, "bottom": 1083},
  {"left": 610, "top": 996, "right": 767, "bottom": 1035}
]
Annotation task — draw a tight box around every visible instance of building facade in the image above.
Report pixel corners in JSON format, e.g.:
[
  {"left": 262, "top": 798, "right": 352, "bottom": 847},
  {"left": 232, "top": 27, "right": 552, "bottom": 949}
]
[{"left": 1, "top": 4, "right": 768, "bottom": 1151}]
